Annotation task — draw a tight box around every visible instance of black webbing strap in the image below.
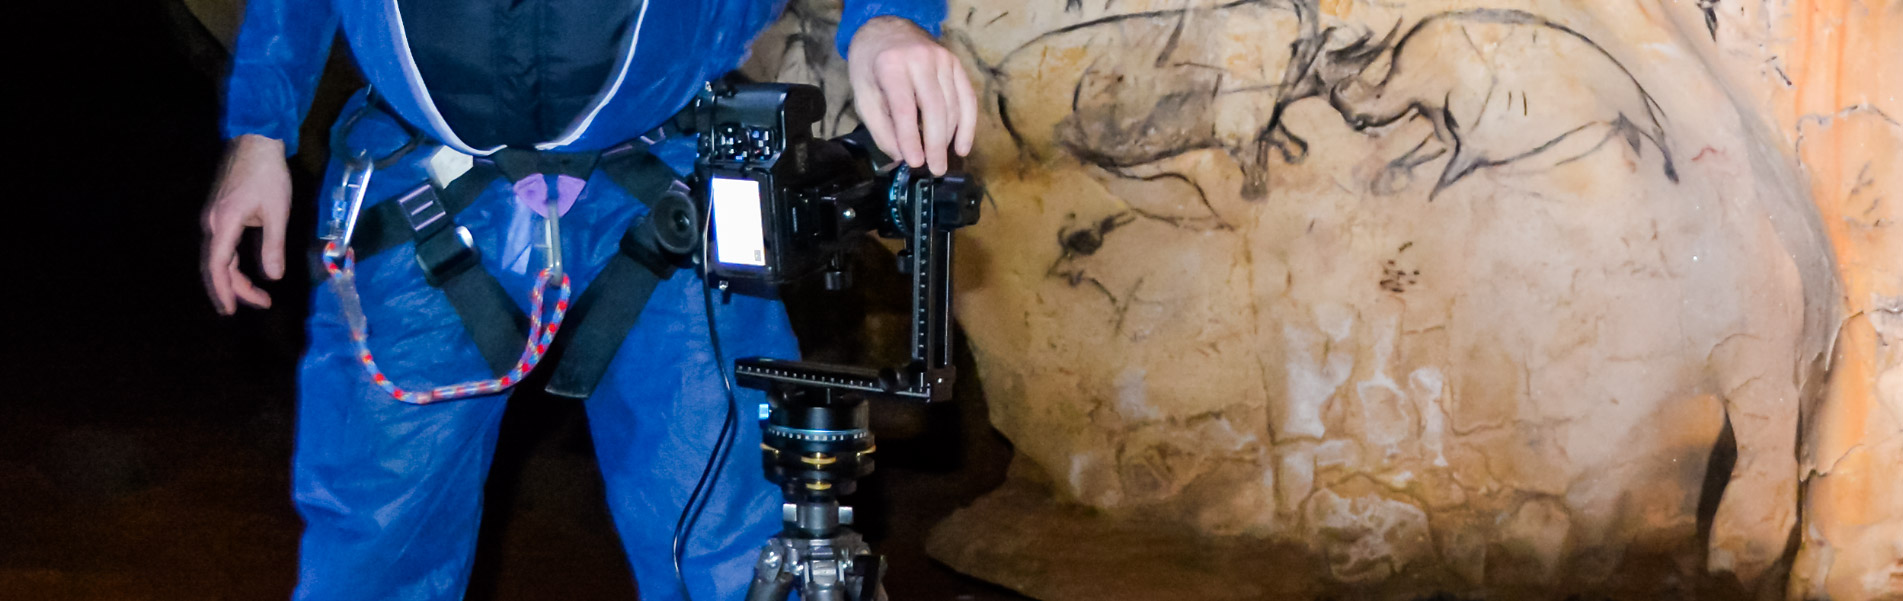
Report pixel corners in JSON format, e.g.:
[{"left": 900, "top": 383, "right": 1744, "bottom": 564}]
[
  {"left": 397, "top": 167, "right": 532, "bottom": 377},
  {"left": 491, "top": 147, "right": 598, "bottom": 184},
  {"left": 317, "top": 129, "right": 694, "bottom": 398},
  {"left": 348, "top": 161, "right": 499, "bottom": 260},
  {"left": 540, "top": 140, "right": 692, "bottom": 399},
  {"left": 542, "top": 221, "right": 679, "bottom": 398},
  {"left": 599, "top": 141, "right": 684, "bottom": 202}
]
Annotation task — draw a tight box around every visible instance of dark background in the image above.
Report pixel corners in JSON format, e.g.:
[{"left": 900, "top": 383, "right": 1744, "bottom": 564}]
[{"left": 4, "top": 2, "right": 1020, "bottom": 599}]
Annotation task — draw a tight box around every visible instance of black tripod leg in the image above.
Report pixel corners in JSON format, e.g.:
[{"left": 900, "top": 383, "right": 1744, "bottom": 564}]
[
  {"left": 746, "top": 571, "right": 796, "bottom": 601},
  {"left": 746, "top": 544, "right": 797, "bottom": 601},
  {"left": 850, "top": 554, "right": 887, "bottom": 601},
  {"left": 807, "top": 584, "right": 849, "bottom": 601}
]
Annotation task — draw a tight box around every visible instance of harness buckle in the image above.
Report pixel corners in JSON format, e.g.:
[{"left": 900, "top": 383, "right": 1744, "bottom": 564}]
[{"left": 415, "top": 224, "right": 481, "bottom": 287}]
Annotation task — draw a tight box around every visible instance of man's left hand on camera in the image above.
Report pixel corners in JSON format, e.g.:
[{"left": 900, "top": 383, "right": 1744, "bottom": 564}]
[{"left": 847, "top": 15, "right": 977, "bottom": 177}]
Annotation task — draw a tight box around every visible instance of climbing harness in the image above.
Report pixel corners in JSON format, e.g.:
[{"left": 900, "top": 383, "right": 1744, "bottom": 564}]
[{"left": 316, "top": 92, "right": 699, "bottom": 404}]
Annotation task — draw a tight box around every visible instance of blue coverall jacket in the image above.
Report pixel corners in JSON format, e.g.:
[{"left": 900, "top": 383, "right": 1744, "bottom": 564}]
[{"left": 221, "top": 1, "right": 943, "bottom": 599}]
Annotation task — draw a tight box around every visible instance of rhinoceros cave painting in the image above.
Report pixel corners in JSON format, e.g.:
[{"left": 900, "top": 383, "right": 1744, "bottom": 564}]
[
  {"left": 978, "top": 0, "right": 1706, "bottom": 337},
  {"left": 978, "top": 1, "right": 1681, "bottom": 203}
]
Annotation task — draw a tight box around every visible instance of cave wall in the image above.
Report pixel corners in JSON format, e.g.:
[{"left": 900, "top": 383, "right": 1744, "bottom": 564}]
[
  {"left": 792, "top": 0, "right": 1889, "bottom": 598},
  {"left": 1735, "top": 2, "right": 1903, "bottom": 599},
  {"left": 913, "top": 1, "right": 1839, "bottom": 598}
]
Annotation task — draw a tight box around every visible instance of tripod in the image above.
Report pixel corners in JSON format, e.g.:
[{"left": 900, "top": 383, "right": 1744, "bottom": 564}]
[
  {"left": 744, "top": 386, "right": 884, "bottom": 601},
  {"left": 728, "top": 167, "right": 978, "bottom": 601}
]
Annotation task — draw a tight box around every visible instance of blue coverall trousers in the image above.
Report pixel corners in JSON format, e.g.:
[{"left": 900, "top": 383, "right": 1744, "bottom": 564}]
[{"left": 293, "top": 94, "right": 792, "bottom": 600}]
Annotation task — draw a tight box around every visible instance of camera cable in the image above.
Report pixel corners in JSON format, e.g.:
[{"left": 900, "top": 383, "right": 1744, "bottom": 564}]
[{"left": 671, "top": 209, "right": 743, "bottom": 601}]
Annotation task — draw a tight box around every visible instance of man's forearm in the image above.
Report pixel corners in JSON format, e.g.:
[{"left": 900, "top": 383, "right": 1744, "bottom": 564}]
[{"left": 222, "top": 0, "right": 340, "bottom": 155}]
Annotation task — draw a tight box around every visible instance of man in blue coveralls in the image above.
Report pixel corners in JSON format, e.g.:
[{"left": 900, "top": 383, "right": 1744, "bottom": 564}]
[{"left": 198, "top": 0, "right": 977, "bottom": 599}]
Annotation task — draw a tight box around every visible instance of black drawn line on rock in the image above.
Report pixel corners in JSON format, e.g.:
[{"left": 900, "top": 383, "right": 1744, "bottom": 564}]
[
  {"left": 974, "top": 1, "right": 1387, "bottom": 200},
  {"left": 967, "top": 4, "right": 1698, "bottom": 317},
  {"left": 1699, "top": 0, "right": 1720, "bottom": 40},
  {"left": 975, "top": 4, "right": 1681, "bottom": 203},
  {"left": 1327, "top": 8, "right": 1680, "bottom": 199},
  {"left": 1094, "top": 165, "right": 1236, "bottom": 231}
]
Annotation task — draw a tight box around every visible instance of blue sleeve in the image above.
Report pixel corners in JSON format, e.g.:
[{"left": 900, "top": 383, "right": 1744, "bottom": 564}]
[
  {"left": 222, "top": 0, "right": 339, "bottom": 155},
  {"left": 834, "top": 0, "right": 946, "bottom": 57}
]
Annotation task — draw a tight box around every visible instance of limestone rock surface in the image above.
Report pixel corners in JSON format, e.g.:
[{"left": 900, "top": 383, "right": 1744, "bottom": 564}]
[
  {"left": 748, "top": 1, "right": 1894, "bottom": 599},
  {"left": 916, "top": 0, "right": 1856, "bottom": 598}
]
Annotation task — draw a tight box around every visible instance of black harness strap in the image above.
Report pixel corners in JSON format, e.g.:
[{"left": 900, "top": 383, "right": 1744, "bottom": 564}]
[
  {"left": 540, "top": 140, "right": 693, "bottom": 399},
  {"left": 491, "top": 147, "right": 599, "bottom": 183},
  {"left": 322, "top": 133, "right": 695, "bottom": 399},
  {"left": 599, "top": 141, "right": 685, "bottom": 201},
  {"left": 396, "top": 163, "right": 532, "bottom": 376},
  {"left": 346, "top": 162, "right": 497, "bottom": 260},
  {"left": 541, "top": 222, "right": 678, "bottom": 397}
]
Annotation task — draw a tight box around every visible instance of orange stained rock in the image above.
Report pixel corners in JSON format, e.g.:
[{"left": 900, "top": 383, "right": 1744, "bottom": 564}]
[{"left": 1776, "top": 1, "right": 1903, "bottom": 600}]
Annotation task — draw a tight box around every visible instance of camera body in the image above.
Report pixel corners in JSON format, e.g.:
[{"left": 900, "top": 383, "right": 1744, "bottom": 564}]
[
  {"left": 693, "top": 82, "right": 978, "bottom": 297},
  {"left": 691, "top": 81, "right": 979, "bottom": 403}
]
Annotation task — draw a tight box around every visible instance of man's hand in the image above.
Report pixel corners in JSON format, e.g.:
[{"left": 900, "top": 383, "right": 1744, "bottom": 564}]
[
  {"left": 847, "top": 16, "right": 977, "bottom": 176},
  {"left": 202, "top": 134, "right": 292, "bottom": 314}
]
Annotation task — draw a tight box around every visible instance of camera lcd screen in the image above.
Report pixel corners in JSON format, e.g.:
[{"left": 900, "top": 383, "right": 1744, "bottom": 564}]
[{"left": 710, "top": 177, "right": 769, "bottom": 268}]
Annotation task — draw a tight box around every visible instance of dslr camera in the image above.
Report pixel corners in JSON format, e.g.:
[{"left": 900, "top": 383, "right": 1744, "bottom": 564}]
[{"left": 690, "top": 82, "right": 980, "bottom": 299}]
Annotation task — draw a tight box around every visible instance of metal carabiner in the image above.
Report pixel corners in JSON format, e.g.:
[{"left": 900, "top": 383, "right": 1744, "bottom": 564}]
[
  {"left": 323, "top": 153, "right": 376, "bottom": 259},
  {"left": 321, "top": 88, "right": 425, "bottom": 260},
  {"left": 541, "top": 198, "right": 565, "bottom": 281}
]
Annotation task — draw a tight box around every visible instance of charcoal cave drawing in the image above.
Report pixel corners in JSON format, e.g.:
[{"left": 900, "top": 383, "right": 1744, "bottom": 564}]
[
  {"left": 969, "top": 3, "right": 1680, "bottom": 202},
  {"left": 970, "top": 0, "right": 1356, "bottom": 199},
  {"left": 1326, "top": 9, "right": 1681, "bottom": 199},
  {"left": 1046, "top": 211, "right": 1146, "bottom": 333}
]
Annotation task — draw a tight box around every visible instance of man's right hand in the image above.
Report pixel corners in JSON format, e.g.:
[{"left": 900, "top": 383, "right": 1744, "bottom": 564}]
[{"left": 202, "top": 134, "right": 292, "bottom": 315}]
